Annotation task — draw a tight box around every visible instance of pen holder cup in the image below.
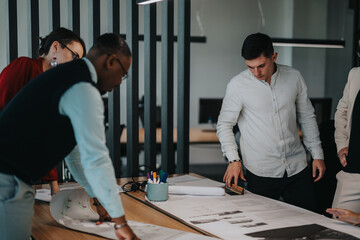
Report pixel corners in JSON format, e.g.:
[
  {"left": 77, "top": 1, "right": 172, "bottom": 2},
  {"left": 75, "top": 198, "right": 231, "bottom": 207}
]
[{"left": 146, "top": 183, "right": 169, "bottom": 202}]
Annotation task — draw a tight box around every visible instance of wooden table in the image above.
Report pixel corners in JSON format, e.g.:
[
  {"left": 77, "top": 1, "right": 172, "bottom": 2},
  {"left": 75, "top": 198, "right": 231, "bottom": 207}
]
[
  {"left": 31, "top": 176, "right": 217, "bottom": 240},
  {"left": 120, "top": 128, "right": 219, "bottom": 144}
]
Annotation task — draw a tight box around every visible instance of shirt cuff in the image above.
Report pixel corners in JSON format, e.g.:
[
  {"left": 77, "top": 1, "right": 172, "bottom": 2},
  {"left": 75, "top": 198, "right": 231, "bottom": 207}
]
[
  {"left": 225, "top": 150, "right": 241, "bottom": 162},
  {"left": 336, "top": 143, "right": 348, "bottom": 153},
  {"left": 311, "top": 148, "right": 324, "bottom": 160},
  {"left": 104, "top": 199, "right": 125, "bottom": 218}
]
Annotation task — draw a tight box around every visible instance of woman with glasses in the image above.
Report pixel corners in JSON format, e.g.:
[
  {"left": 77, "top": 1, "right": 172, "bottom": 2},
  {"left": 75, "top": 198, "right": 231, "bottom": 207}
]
[{"left": 0, "top": 27, "right": 86, "bottom": 195}]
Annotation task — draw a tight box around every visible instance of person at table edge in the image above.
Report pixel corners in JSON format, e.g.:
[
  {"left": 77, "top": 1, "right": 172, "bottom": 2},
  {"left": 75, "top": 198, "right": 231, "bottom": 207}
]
[{"left": 217, "top": 33, "right": 325, "bottom": 212}]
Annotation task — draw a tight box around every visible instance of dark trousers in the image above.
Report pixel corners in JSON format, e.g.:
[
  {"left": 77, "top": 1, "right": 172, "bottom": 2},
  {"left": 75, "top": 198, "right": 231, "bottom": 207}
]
[{"left": 246, "top": 167, "right": 316, "bottom": 212}]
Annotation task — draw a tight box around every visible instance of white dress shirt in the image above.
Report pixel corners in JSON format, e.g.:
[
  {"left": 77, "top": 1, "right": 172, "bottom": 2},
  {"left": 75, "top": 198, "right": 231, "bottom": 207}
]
[
  {"left": 217, "top": 64, "right": 324, "bottom": 178},
  {"left": 58, "top": 58, "right": 124, "bottom": 218}
]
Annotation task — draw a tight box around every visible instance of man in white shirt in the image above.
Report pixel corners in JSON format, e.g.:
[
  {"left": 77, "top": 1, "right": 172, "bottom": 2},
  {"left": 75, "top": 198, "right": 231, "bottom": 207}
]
[{"left": 217, "top": 33, "right": 326, "bottom": 211}]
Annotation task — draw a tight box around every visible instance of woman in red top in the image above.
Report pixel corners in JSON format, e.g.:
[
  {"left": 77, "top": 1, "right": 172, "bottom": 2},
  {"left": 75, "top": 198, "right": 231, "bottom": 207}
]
[{"left": 0, "top": 27, "right": 86, "bottom": 194}]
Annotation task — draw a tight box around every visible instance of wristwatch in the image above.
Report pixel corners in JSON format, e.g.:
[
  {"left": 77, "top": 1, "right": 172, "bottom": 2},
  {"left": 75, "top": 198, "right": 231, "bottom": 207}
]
[
  {"left": 229, "top": 159, "right": 241, "bottom": 164},
  {"left": 114, "top": 222, "right": 128, "bottom": 230}
]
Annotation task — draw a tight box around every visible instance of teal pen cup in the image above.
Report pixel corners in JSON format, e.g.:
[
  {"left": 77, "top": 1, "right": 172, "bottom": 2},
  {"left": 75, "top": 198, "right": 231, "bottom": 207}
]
[{"left": 146, "top": 183, "right": 169, "bottom": 201}]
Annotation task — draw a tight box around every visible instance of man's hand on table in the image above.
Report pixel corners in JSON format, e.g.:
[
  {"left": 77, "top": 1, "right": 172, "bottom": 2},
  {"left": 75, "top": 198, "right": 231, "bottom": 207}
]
[
  {"left": 92, "top": 198, "right": 113, "bottom": 224},
  {"left": 223, "top": 161, "right": 246, "bottom": 187},
  {"left": 91, "top": 198, "right": 139, "bottom": 239}
]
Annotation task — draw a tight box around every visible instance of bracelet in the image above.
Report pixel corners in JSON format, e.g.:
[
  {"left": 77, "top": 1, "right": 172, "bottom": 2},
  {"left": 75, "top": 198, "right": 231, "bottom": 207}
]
[{"left": 114, "top": 222, "right": 128, "bottom": 230}]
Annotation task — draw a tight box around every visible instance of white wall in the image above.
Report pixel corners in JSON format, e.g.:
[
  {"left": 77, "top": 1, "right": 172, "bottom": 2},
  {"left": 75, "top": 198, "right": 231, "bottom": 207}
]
[
  {"left": 292, "top": 0, "right": 327, "bottom": 97},
  {"left": 189, "top": 0, "right": 295, "bottom": 128}
]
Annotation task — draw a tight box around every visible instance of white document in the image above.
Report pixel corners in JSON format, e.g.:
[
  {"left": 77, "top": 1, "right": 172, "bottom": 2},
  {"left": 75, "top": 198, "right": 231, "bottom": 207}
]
[
  {"left": 150, "top": 191, "right": 360, "bottom": 240},
  {"left": 50, "top": 188, "right": 215, "bottom": 240},
  {"left": 169, "top": 185, "right": 225, "bottom": 196},
  {"left": 35, "top": 188, "right": 52, "bottom": 202},
  {"left": 167, "top": 175, "right": 225, "bottom": 187}
]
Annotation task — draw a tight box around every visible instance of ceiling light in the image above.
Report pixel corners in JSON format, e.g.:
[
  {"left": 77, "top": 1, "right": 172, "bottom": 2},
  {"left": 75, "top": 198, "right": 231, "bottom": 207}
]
[
  {"left": 272, "top": 38, "right": 345, "bottom": 49},
  {"left": 136, "top": 0, "right": 163, "bottom": 5}
]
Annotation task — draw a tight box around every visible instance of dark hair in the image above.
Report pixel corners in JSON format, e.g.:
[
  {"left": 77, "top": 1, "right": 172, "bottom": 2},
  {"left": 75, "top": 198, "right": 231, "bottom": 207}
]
[
  {"left": 89, "top": 33, "right": 131, "bottom": 58},
  {"left": 38, "top": 27, "right": 86, "bottom": 57},
  {"left": 241, "top": 33, "right": 274, "bottom": 60}
]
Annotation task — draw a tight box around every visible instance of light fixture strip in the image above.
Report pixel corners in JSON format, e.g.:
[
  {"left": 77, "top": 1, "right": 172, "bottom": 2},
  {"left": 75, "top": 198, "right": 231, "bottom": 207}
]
[
  {"left": 137, "top": 0, "right": 163, "bottom": 5},
  {"left": 273, "top": 42, "right": 344, "bottom": 49}
]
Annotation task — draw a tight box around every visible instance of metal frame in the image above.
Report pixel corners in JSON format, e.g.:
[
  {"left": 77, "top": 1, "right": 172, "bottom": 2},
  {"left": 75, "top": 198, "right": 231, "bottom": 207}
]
[
  {"left": 144, "top": 4, "right": 157, "bottom": 171},
  {"left": 161, "top": 0, "right": 175, "bottom": 173},
  {"left": 106, "top": 0, "right": 122, "bottom": 178},
  {"left": 119, "top": 34, "right": 206, "bottom": 43},
  {"left": 52, "top": 0, "right": 60, "bottom": 29},
  {"left": 72, "top": 0, "right": 80, "bottom": 36},
  {"left": 8, "top": 0, "right": 18, "bottom": 62},
  {"left": 93, "top": 0, "right": 100, "bottom": 43},
  {"left": 176, "top": 0, "right": 191, "bottom": 173},
  {"left": 31, "top": 0, "right": 39, "bottom": 59},
  {"left": 113, "top": 0, "right": 120, "bottom": 34},
  {"left": 126, "top": 0, "right": 140, "bottom": 177}
]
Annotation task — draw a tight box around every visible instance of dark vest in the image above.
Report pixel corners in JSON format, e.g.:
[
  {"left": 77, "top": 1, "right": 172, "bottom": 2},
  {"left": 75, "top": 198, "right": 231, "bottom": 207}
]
[
  {"left": 345, "top": 89, "right": 360, "bottom": 173},
  {"left": 0, "top": 59, "right": 97, "bottom": 184}
]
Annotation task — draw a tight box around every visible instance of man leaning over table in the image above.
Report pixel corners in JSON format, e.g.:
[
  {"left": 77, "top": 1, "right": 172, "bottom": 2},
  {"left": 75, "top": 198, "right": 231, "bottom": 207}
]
[
  {"left": 0, "top": 33, "right": 139, "bottom": 240},
  {"left": 217, "top": 33, "right": 326, "bottom": 212}
]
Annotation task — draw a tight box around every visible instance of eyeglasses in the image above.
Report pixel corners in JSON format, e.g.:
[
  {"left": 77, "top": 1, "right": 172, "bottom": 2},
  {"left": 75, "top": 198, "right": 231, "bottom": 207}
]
[
  {"left": 58, "top": 40, "right": 80, "bottom": 60},
  {"left": 107, "top": 53, "right": 128, "bottom": 81},
  {"left": 115, "top": 57, "right": 128, "bottom": 81}
]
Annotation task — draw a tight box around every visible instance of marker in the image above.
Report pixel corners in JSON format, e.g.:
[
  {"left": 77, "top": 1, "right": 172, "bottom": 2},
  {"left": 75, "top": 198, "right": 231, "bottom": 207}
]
[
  {"left": 161, "top": 172, "right": 168, "bottom": 183},
  {"left": 160, "top": 170, "right": 164, "bottom": 180},
  {"left": 147, "top": 172, "right": 151, "bottom": 180},
  {"left": 153, "top": 172, "right": 157, "bottom": 181}
]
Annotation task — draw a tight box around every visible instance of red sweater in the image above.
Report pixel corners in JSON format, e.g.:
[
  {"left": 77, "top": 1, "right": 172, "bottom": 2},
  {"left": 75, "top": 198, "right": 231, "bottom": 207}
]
[
  {"left": 0, "top": 57, "right": 58, "bottom": 181},
  {"left": 0, "top": 57, "right": 43, "bottom": 110}
]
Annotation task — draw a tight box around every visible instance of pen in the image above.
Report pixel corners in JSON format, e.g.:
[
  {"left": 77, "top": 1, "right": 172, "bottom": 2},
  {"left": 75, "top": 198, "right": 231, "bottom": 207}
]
[{"left": 161, "top": 172, "right": 168, "bottom": 183}]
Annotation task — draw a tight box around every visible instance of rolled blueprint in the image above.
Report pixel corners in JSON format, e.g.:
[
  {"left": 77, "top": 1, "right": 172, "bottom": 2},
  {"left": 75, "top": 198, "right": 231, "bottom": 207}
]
[
  {"left": 50, "top": 189, "right": 215, "bottom": 240},
  {"left": 168, "top": 185, "right": 225, "bottom": 196}
]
